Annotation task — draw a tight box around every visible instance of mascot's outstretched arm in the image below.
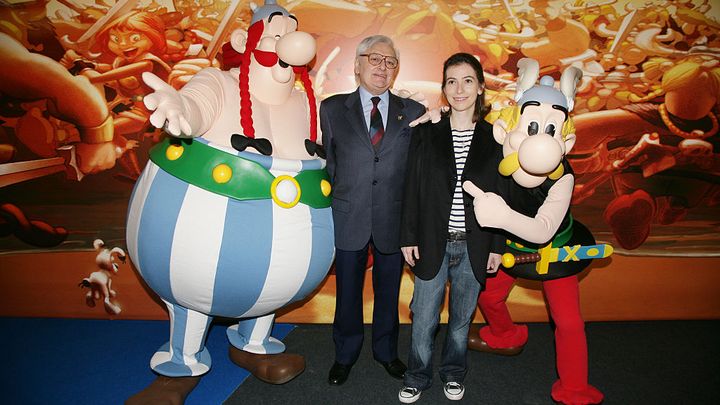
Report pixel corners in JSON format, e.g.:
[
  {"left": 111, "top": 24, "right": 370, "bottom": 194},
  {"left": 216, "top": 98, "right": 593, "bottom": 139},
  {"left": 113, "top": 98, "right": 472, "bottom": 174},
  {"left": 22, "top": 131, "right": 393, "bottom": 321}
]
[
  {"left": 143, "top": 70, "right": 221, "bottom": 137},
  {"left": 463, "top": 174, "right": 573, "bottom": 244}
]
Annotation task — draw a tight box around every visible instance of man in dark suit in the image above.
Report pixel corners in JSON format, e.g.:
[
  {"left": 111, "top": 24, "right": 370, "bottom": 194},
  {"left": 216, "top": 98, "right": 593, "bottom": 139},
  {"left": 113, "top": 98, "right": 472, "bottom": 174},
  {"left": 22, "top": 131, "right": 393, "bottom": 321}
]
[{"left": 320, "top": 35, "right": 426, "bottom": 386}]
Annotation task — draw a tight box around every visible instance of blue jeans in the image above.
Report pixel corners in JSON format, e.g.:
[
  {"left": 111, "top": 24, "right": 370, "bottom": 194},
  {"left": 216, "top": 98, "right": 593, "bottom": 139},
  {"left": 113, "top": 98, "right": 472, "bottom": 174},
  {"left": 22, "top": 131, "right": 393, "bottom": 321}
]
[{"left": 404, "top": 240, "right": 481, "bottom": 391}]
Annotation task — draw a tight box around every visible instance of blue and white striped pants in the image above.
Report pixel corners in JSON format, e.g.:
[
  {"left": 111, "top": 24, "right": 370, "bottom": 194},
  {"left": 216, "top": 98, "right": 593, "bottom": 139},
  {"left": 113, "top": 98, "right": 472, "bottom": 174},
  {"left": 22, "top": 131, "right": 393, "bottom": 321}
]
[{"left": 126, "top": 160, "right": 334, "bottom": 376}]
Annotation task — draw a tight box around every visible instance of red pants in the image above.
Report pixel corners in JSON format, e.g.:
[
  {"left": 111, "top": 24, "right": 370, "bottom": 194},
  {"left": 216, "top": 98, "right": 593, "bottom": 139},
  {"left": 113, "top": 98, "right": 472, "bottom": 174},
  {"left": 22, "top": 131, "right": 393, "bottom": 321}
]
[{"left": 478, "top": 270, "right": 603, "bottom": 405}]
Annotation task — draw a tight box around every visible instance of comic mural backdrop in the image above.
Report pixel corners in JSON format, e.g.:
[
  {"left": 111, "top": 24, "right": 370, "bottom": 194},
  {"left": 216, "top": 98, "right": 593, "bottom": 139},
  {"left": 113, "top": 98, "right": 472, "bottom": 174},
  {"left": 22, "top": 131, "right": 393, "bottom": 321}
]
[{"left": 0, "top": 0, "right": 718, "bottom": 321}]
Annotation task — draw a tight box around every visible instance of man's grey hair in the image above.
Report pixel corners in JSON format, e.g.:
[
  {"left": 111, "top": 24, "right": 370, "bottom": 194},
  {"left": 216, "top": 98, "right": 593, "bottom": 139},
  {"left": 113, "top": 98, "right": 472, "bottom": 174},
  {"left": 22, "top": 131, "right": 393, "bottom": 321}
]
[{"left": 356, "top": 35, "right": 400, "bottom": 59}]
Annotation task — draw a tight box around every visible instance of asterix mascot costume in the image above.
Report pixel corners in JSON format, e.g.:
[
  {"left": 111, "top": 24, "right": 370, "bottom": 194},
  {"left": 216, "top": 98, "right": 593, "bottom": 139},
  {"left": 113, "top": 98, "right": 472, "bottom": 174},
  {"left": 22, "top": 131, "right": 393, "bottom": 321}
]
[
  {"left": 463, "top": 58, "right": 612, "bottom": 405},
  {"left": 125, "top": 1, "right": 334, "bottom": 403}
]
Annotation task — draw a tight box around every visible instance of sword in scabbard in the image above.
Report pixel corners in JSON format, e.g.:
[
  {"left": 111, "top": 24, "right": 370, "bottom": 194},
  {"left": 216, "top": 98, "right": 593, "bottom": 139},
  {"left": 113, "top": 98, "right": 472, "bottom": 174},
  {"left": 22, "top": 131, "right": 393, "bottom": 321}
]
[{"left": 502, "top": 243, "right": 614, "bottom": 274}]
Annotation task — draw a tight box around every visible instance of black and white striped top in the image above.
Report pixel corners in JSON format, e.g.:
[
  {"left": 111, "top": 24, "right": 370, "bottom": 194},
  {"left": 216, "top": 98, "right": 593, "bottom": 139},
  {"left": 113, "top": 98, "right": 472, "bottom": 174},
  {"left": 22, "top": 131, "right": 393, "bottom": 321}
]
[{"left": 449, "top": 128, "right": 474, "bottom": 232}]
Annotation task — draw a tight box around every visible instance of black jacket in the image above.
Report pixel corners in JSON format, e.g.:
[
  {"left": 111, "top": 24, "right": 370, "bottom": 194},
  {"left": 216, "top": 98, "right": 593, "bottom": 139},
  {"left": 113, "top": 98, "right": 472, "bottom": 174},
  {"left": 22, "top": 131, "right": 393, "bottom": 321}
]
[{"left": 400, "top": 116, "right": 506, "bottom": 284}]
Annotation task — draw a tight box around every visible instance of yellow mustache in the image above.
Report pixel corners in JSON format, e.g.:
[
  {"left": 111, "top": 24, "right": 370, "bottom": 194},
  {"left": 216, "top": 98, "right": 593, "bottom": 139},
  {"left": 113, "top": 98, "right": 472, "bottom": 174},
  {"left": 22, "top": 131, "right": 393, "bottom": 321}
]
[
  {"left": 498, "top": 152, "right": 520, "bottom": 176},
  {"left": 498, "top": 152, "right": 564, "bottom": 180}
]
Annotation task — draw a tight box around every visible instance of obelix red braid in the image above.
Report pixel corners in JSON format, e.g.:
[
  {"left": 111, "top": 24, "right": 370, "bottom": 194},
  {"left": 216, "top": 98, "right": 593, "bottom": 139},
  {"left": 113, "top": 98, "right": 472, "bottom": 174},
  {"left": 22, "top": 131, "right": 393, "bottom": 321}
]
[
  {"left": 231, "top": 20, "right": 317, "bottom": 143},
  {"left": 238, "top": 21, "right": 262, "bottom": 139}
]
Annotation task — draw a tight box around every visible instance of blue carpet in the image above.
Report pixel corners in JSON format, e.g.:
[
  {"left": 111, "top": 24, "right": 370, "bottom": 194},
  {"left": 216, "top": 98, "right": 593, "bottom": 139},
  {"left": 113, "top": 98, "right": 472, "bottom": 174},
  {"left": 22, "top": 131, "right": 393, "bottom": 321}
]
[{"left": 0, "top": 318, "right": 294, "bottom": 405}]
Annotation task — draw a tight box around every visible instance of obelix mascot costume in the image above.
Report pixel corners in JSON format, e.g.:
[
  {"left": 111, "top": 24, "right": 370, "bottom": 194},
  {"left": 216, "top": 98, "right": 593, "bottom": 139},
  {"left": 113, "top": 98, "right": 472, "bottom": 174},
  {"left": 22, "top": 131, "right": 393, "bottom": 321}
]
[
  {"left": 463, "top": 58, "right": 612, "bottom": 405},
  {"left": 126, "top": 1, "right": 334, "bottom": 403}
]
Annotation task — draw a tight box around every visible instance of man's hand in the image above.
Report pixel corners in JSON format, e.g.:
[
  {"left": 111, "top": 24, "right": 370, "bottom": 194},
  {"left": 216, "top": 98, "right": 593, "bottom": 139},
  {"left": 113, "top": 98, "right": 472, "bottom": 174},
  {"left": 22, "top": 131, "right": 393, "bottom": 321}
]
[
  {"left": 401, "top": 246, "right": 420, "bottom": 267},
  {"left": 409, "top": 106, "right": 448, "bottom": 127},
  {"left": 462, "top": 181, "right": 513, "bottom": 229},
  {"left": 142, "top": 72, "right": 193, "bottom": 137}
]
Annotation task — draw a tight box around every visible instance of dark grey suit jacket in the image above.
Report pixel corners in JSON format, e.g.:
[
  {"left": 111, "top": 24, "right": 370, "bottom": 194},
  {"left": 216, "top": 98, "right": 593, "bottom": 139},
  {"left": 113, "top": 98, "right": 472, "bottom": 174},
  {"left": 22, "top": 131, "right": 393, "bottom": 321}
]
[{"left": 320, "top": 88, "right": 425, "bottom": 253}]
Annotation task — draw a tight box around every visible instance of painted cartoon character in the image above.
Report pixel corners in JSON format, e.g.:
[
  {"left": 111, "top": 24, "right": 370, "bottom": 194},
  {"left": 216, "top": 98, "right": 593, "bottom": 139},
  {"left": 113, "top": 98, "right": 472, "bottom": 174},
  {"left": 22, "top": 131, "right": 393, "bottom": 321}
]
[
  {"left": 0, "top": 32, "right": 123, "bottom": 175},
  {"left": 59, "top": 11, "right": 176, "bottom": 181},
  {"left": 62, "top": 11, "right": 173, "bottom": 139},
  {"left": 463, "top": 58, "right": 611, "bottom": 405},
  {"left": 79, "top": 239, "right": 126, "bottom": 315},
  {"left": 125, "top": 1, "right": 334, "bottom": 403},
  {"left": 0, "top": 33, "right": 135, "bottom": 248},
  {"left": 570, "top": 54, "right": 720, "bottom": 250}
]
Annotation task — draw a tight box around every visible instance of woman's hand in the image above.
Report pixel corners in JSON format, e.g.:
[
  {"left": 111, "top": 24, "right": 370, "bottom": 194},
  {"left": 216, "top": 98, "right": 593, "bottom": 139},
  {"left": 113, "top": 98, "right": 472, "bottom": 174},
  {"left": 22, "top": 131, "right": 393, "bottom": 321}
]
[
  {"left": 401, "top": 246, "right": 420, "bottom": 267},
  {"left": 487, "top": 252, "right": 502, "bottom": 273}
]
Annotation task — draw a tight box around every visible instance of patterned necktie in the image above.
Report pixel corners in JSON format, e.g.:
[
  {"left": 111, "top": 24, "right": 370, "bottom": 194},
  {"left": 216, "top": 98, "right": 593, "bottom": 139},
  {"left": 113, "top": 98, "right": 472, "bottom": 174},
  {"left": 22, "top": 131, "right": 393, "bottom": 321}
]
[{"left": 369, "top": 96, "right": 384, "bottom": 149}]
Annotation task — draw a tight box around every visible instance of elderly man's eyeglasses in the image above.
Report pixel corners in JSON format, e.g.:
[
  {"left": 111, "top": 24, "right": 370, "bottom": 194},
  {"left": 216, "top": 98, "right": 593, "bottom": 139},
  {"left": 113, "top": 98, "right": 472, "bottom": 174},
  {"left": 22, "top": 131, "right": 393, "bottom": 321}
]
[{"left": 360, "top": 53, "right": 398, "bottom": 69}]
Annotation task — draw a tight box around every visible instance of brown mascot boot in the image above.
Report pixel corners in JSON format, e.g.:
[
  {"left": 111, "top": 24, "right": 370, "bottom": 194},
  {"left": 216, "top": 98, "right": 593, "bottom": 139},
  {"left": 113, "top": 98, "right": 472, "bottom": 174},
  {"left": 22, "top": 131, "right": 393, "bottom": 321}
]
[
  {"left": 125, "top": 375, "right": 201, "bottom": 405},
  {"left": 229, "top": 346, "right": 305, "bottom": 384}
]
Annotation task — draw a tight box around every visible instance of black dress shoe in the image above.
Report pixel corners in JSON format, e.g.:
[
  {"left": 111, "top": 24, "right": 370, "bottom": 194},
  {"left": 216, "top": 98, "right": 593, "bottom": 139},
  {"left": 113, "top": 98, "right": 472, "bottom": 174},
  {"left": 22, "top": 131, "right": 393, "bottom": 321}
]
[
  {"left": 377, "top": 358, "right": 406, "bottom": 380},
  {"left": 328, "top": 362, "right": 352, "bottom": 385}
]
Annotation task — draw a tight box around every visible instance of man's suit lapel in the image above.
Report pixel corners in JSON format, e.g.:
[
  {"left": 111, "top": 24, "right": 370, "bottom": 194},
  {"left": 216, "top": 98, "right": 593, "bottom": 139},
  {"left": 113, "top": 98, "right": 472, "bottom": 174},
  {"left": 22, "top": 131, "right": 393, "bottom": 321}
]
[
  {"left": 344, "top": 90, "right": 373, "bottom": 151},
  {"left": 382, "top": 94, "right": 404, "bottom": 149},
  {"left": 380, "top": 94, "right": 413, "bottom": 153}
]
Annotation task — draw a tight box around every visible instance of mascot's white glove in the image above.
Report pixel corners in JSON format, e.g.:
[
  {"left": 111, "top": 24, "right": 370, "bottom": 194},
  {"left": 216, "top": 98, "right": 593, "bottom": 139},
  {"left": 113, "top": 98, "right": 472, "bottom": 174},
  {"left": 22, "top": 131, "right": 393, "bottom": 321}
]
[
  {"left": 462, "top": 181, "right": 514, "bottom": 229},
  {"left": 143, "top": 72, "right": 193, "bottom": 137}
]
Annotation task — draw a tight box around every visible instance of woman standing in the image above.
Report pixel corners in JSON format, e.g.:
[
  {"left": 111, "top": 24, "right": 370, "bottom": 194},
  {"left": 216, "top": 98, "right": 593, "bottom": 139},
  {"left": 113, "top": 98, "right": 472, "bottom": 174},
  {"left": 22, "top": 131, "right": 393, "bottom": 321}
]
[{"left": 397, "top": 53, "right": 505, "bottom": 403}]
